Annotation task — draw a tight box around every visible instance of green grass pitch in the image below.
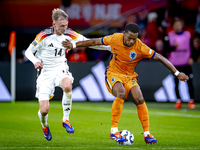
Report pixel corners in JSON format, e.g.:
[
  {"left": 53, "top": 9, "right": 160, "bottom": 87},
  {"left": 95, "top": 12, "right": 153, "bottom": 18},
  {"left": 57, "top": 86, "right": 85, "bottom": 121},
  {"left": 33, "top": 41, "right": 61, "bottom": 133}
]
[{"left": 0, "top": 101, "right": 200, "bottom": 150}]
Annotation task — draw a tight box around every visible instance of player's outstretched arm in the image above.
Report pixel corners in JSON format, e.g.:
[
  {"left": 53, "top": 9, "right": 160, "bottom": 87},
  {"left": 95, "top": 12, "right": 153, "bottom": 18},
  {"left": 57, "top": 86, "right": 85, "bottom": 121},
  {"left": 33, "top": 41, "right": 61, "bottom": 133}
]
[
  {"left": 153, "top": 53, "right": 189, "bottom": 82},
  {"left": 62, "top": 38, "right": 102, "bottom": 50}
]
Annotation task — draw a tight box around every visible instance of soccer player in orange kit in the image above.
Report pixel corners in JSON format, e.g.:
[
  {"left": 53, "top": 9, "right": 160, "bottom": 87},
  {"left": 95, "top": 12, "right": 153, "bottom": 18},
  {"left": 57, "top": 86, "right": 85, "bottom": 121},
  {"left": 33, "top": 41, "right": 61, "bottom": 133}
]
[{"left": 62, "top": 23, "right": 189, "bottom": 144}]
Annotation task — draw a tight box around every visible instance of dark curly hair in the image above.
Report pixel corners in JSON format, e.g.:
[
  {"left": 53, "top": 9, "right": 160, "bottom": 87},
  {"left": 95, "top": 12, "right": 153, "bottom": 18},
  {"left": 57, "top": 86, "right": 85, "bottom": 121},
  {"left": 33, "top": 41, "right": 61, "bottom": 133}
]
[{"left": 125, "top": 23, "right": 139, "bottom": 33}]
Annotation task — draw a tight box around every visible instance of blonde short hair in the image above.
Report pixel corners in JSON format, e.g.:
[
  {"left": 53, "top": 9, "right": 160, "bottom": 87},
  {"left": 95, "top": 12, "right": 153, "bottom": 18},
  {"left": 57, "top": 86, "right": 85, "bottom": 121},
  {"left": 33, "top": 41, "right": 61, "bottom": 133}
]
[{"left": 52, "top": 8, "right": 68, "bottom": 22}]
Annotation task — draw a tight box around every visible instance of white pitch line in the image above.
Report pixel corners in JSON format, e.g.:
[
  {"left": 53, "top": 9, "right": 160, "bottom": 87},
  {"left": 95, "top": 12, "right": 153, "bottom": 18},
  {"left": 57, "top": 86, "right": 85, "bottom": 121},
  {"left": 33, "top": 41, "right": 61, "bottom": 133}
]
[{"left": 73, "top": 106, "right": 200, "bottom": 118}]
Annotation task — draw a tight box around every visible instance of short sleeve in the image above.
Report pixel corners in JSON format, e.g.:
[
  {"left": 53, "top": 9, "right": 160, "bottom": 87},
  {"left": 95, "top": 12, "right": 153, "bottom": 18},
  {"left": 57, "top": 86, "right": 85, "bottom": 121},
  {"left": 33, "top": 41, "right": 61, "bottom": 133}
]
[
  {"left": 101, "top": 34, "right": 113, "bottom": 45},
  {"left": 141, "top": 43, "right": 156, "bottom": 59}
]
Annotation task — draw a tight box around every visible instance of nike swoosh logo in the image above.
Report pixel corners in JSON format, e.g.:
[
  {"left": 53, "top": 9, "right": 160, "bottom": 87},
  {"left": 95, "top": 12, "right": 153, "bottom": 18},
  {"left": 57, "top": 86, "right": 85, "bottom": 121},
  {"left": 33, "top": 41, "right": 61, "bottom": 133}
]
[
  {"left": 116, "top": 135, "right": 120, "bottom": 138},
  {"left": 113, "top": 48, "right": 118, "bottom": 50}
]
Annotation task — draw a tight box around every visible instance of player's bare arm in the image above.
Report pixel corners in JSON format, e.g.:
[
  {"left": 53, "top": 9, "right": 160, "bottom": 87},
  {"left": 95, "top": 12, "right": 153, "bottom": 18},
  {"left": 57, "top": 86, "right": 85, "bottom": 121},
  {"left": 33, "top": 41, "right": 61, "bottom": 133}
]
[
  {"left": 62, "top": 38, "right": 102, "bottom": 49},
  {"left": 153, "top": 53, "right": 189, "bottom": 82}
]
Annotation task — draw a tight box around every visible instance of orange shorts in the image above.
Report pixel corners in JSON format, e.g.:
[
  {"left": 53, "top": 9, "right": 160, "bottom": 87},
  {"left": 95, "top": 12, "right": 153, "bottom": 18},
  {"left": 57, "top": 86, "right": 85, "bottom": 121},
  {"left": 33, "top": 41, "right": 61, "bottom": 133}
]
[{"left": 105, "top": 71, "right": 139, "bottom": 98}]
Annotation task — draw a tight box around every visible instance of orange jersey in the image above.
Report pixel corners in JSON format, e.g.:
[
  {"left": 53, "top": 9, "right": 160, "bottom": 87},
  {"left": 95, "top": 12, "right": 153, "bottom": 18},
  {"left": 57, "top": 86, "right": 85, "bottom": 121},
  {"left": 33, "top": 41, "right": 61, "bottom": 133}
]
[{"left": 102, "top": 33, "right": 156, "bottom": 76}]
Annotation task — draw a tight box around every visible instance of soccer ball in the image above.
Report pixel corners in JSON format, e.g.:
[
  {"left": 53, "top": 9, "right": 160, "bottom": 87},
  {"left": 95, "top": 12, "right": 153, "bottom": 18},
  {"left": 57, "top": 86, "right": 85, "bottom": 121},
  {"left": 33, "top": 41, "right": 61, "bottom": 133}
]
[{"left": 117, "top": 130, "right": 134, "bottom": 146}]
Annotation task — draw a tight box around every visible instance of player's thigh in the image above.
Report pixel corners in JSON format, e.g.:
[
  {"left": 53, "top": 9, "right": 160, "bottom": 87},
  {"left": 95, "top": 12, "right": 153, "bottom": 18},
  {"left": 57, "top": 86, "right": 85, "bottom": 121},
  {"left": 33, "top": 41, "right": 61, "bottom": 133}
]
[
  {"left": 57, "top": 70, "right": 74, "bottom": 92},
  {"left": 105, "top": 72, "right": 125, "bottom": 98},
  {"left": 112, "top": 81, "right": 126, "bottom": 98}
]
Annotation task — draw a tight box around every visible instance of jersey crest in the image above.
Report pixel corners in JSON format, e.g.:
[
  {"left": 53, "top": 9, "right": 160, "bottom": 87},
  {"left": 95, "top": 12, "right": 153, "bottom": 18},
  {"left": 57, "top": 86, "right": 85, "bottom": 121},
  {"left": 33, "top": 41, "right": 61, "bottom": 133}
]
[{"left": 129, "top": 52, "right": 137, "bottom": 60}]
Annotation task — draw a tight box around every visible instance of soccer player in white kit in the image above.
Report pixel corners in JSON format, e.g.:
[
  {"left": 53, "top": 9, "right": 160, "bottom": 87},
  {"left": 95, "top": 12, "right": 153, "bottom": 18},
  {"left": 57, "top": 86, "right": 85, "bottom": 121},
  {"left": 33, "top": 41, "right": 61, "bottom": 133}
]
[{"left": 25, "top": 8, "right": 110, "bottom": 141}]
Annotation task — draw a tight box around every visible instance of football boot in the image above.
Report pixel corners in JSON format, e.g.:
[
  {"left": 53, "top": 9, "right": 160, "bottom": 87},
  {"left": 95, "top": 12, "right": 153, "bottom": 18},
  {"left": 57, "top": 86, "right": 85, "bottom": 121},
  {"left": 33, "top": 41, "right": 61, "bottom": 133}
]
[
  {"left": 110, "top": 131, "right": 127, "bottom": 142},
  {"left": 62, "top": 120, "right": 74, "bottom": 133},
  {"left": 175, "top": 101, "right": 182, "bottom": 109},
  {"left": 42, "top": 126, "right": 52, "bottom": 141},
  {"left": 188, "top": 101, "right": 195, "bottom": 109},
  {"left": 144, "top": 134, "right": 157, "bottom": 144}
]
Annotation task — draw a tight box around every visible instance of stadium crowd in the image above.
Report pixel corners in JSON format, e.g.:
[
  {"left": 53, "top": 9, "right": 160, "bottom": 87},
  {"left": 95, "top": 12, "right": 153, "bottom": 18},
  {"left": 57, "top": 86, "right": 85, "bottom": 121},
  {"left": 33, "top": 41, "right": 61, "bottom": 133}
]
[{"left": 0, "top": 0, "right": 200, "bottom": 63}]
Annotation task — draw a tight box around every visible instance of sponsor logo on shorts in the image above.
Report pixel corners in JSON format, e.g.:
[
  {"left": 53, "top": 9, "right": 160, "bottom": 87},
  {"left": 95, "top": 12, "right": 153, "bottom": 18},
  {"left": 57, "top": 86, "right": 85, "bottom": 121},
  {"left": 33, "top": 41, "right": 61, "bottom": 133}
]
[
  {"left": 111, "top": 77, "right": 115, "bottom": 83},
  {"left": 132, "top": 79, "right": 136, "bottom": 85}
]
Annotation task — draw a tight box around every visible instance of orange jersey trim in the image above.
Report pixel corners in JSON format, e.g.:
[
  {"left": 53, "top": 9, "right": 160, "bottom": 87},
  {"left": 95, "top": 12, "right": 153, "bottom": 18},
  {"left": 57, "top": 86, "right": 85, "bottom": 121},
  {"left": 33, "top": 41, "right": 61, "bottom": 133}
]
[
  {"left": 67, "top": 29, "right": 80, "bottom": 41},
  {"left": 35, "top": 31, "right": 48, "bottom": 44}
]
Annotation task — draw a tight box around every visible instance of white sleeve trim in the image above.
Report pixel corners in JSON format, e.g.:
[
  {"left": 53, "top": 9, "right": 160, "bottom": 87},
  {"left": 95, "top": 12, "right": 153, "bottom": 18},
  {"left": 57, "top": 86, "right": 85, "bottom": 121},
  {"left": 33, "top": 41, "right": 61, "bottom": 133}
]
[
  {"left": 72, "top": 42, "right": 76, "bottom": 48},
  {"left": 76, "top": 35, "right": 111, "bottom": 51},
  {"left": 89, "top": 45, "right": 111, "bottom": 52}
]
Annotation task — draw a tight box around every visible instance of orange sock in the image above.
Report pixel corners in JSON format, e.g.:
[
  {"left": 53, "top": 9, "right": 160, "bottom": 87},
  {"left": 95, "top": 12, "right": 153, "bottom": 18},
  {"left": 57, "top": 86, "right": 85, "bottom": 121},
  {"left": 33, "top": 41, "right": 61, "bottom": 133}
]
[
  {"left": 136, "top": 102, "right": 149, "bottom": 132},
  {"left": 111, "top": 97, "right": 124, "bottom": 127}
]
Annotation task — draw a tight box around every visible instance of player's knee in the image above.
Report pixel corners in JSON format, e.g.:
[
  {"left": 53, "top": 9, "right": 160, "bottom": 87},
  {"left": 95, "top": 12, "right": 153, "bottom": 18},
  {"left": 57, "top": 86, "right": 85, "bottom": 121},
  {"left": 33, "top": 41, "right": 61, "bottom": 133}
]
[
  {"left": 116, "top": 91, "right": 126, "bottom": 100},
  {"left": 40, "top": 106, "right": 49, "bottom": 115},
  {"left": 61, "top": 78, "right": 72, "bottom": 93},
  {"left": 38, "top": 94, "right": 49, "bottom": 114},
  {"left": 62, "top": 84, "right": 72, "bottom": 93},
  {"left": 135, "top": 97, "right": 144, "bottom": 105}
]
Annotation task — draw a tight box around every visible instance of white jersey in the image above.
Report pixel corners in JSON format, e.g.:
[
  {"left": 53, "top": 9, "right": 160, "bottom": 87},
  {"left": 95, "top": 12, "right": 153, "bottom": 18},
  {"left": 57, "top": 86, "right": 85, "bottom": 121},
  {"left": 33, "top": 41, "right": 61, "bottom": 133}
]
[
  {"left": 25, "top": 27, "right": 111, "bottom": 99},
  {"left": 25, "top": 27, "right": 111, "bottom": 69}
]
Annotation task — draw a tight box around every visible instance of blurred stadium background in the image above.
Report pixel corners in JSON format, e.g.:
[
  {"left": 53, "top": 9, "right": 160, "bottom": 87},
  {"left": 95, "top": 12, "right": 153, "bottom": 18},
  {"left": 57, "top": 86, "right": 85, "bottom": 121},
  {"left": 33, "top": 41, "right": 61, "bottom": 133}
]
[{"left": 0, "top": 0, "right": 200, "bottom": 102}]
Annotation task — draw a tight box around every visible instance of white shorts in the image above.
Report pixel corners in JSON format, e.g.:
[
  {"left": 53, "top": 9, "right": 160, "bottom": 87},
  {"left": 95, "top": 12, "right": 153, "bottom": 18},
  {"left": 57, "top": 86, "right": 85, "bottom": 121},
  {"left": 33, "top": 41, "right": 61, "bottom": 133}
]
[{"left": 35, "top": 66, "right": 74, "bottom": 100}]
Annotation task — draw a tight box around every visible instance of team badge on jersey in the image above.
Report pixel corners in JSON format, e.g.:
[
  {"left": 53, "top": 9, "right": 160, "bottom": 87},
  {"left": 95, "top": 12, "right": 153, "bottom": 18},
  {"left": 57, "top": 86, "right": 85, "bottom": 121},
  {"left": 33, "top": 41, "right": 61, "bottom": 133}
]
[
  {"left": 32, "top": 40, "right": 37, "bottom": 46},
  {"left": 129, "top": 52, "right": 137, "bottom": 60},
  {"left": 111, "top": 77, "right": 115, "bottom": 83}
]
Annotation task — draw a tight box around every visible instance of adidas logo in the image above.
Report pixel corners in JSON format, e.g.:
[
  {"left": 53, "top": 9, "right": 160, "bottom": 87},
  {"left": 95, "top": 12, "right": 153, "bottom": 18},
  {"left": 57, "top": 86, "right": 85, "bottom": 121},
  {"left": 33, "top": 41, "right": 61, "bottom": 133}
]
[
  {"left": 154, "top": 74, "right": 190, "bottom": 102},
  {"left": 0, "top": 77, "right": 11, "bottom": 101},
  {"left": 64, "top": 108, "right": 70, "bottom": 111},
  {"left": 72, "top": 62, "right": 115, "bottom": 101},
  {"left": 48, "top": 43, "right": 54, "bottom": 47},
  {"left": 72, "top": 62, "right": 191, "bottom": 102}
]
